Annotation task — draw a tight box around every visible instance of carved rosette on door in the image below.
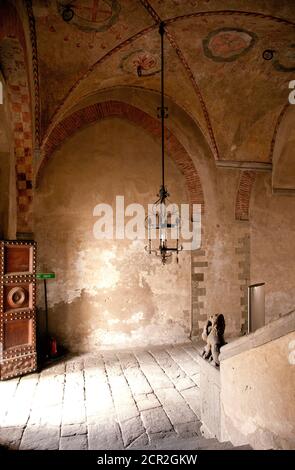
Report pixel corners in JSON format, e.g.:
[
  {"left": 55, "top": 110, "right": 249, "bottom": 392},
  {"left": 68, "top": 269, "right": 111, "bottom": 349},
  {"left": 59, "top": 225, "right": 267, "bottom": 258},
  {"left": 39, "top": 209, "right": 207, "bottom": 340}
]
[{"left": 0, "top": 240, "right": 37, "bottom": 380}]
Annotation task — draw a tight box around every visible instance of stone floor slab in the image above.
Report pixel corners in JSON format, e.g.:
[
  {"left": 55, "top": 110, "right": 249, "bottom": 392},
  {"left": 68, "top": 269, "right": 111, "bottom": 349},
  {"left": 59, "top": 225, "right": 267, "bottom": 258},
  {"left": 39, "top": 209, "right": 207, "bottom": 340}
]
[
  {"left": 141, "top": 407, "right": 172, "bottom": 434},
  {"left": 61, "top": 423, "right": 87, "bottom": 437},
  {"left": 155, "top": 388, "right": 197, "bottom": 426},
  {"left": 88, "top": 422, "right": 124, "bottom": 450},
  {"left": 59, "top": 434, "right": 88, "bottom": 450},
  {"left": 20, "top": 425, "right": 60, "bottom": 450},
  {"left": 0, "top": 343, "right": 236, "bottom": 451}
]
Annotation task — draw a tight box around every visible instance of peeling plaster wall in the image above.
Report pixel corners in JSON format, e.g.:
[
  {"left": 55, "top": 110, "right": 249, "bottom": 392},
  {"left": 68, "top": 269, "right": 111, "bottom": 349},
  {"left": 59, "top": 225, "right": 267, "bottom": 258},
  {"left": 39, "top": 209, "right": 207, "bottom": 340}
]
[
  {"left": 67, "top": 89, "right": 248, "bottom": 338},
  {"left": 35, "top": 118, "right": 191, "bottom": 352},
  {"left": 56, "top": 89, "right": 257, "bottom": 340},
  {"left": 221, "top": 331, "right": 295, "bottom": 450},
  {"left": 36, "top": 88, "right": 254, "bottom": 345},
  {"left": 250, "top": 173, "right": 295, "bottom": 323}
]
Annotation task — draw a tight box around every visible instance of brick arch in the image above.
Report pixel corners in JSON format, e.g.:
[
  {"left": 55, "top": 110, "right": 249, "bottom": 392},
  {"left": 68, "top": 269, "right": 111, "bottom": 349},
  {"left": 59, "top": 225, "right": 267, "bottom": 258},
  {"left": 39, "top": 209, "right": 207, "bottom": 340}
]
[
  {"left": 235, "top": 170, "right": 256, "bottom": 221},
  {"left": 235, "top": 102, "right": 292, "bottom": 221},
  {"left": 38, "top": 100, "right": 204, "bottom": 210},
  {"left": 0, "top": 1, "right": 34, "bottom": 234},
  {"left": 269, "top": 103, "right": 290, "bottom": 163}
]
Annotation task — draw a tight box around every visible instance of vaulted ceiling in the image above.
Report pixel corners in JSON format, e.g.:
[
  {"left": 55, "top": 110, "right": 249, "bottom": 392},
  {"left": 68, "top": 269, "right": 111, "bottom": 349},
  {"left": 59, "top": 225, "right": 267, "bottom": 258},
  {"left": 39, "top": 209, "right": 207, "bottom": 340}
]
[{"left": 30, "top": 0, "right": 295, "bottom": 165}]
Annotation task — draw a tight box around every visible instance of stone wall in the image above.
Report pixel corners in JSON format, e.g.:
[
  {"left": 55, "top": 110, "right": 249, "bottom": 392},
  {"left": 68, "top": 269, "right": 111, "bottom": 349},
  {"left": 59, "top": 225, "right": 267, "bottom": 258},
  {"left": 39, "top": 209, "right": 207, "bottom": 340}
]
[
  {"left": 220, "top": 330, "right": 295, "bottom": 449},
  {"left": 250, "top": 173, "right": 295, "bottom": 323},
  {"left": 34, "top": 89, "right": 295, "bottom": 349},
  {"left": 35, "top": 90, "right": 255, "bottom": 347},
  {"left": 35, "top": 118, "right": 191, "bottom": 352}
]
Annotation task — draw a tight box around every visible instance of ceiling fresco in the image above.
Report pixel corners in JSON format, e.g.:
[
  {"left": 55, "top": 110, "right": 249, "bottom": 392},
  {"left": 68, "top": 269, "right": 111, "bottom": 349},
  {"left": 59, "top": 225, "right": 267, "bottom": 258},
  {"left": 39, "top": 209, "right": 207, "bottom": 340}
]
[
  {"left": 120, "top": 49, "right": 160, "bottom": 76},
  {"left": 56, "top": 0, "right": 121, "bottom": 32},
  {"left": 28, "top": 0, "right": 295, "bottom": 162},
  {"left": 202, "top": 27, "right": 257, "bottom": 62}
]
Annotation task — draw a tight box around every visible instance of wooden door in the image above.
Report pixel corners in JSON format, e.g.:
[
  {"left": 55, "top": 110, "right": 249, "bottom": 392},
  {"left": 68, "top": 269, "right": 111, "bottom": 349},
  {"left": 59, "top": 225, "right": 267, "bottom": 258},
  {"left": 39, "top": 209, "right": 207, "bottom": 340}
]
[{"left": 0, "top": 240, "right": 37, "bottom": 380}]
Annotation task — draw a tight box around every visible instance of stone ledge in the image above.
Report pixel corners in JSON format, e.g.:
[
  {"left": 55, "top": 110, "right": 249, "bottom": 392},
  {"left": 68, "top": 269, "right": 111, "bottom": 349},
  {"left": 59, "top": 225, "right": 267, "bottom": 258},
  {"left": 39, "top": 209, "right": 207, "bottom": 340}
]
[
  {"left": 216, "top": 161, "right": 272, "bottom": 172},
  {"left": 220, "top": 310, "right": 295, "bottom": 361}
]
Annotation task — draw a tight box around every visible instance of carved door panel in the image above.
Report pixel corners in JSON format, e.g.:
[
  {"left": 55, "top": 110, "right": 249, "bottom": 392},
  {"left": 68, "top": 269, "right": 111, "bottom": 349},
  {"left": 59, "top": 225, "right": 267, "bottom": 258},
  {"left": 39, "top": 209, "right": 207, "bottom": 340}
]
[{"left": 0, "top": 240, "right": 37, "bottom": 380}]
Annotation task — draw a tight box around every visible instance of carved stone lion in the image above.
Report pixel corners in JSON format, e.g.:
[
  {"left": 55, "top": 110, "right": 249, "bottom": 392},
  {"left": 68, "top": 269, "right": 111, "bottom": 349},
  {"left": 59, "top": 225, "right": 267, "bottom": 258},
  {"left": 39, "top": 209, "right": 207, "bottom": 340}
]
[{"left": 201, "top": 313, "right": 226, "bottom": 367}]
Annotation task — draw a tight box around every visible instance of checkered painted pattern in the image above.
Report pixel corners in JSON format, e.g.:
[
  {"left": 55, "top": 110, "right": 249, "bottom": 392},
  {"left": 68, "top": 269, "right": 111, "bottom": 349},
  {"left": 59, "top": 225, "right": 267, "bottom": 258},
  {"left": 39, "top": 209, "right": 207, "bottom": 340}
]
[
  {"left": 8, "top": 82, "right": 33, "bottom": 233},
  {"left": 0, "top": 2, "right": 34, "bottom": 235},
  {"left": 0, "top": 37, "right": 34, "bottom": 234}
]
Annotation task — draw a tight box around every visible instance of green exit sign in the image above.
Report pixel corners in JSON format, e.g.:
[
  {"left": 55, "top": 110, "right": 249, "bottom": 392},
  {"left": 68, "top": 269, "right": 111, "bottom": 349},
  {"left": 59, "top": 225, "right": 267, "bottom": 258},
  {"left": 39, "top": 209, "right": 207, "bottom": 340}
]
[{"left": 36, "top": 273, "right": 56, "bottom": 280}]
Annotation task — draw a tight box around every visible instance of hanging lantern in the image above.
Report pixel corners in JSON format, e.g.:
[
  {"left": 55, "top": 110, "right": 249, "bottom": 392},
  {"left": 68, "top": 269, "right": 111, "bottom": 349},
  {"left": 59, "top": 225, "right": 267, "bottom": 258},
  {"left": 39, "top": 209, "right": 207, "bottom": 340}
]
[{"left": 145, "top": 22, "right": 183, "bottom": 265}]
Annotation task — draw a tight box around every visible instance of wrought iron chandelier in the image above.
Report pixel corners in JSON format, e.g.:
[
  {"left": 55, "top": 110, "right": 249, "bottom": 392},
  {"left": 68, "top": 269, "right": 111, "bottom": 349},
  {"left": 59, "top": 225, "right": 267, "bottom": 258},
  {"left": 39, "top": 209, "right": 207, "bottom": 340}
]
[{"left": 145, "top": 22, "right": 183, "bottom": 265}]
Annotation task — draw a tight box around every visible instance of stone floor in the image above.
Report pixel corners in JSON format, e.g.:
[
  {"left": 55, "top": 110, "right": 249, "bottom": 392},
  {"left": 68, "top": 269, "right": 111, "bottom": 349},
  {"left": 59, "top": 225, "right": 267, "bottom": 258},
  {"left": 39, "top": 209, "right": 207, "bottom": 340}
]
[{"left": 0, "top": 343, "right": 236, "bottom": 450}]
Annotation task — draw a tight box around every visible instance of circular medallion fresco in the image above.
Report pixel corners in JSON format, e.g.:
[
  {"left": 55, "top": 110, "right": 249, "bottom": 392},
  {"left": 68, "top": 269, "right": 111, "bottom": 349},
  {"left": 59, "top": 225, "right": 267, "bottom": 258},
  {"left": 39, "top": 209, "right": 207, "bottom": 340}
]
[
  {"left": 120, "top": 49, "right": 160, "bottom": 76},
  {"left": 273, "top": 44, "right": 295, "bottom": 72},
  {"left": 57, "top": 0, "right": 121, "bottom": 32},
  {"left": 203, "top": 28, "right": 257, "bottom": 62}
]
